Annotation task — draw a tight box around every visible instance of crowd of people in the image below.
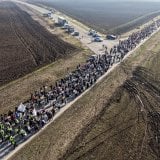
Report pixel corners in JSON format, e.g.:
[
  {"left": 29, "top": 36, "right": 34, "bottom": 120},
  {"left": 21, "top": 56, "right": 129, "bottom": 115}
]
[
  {"left": 0, "top": 19, "right": 160, "bottom": 155},
  {"left": 0, "top": 106, "right": 54, "bottom": 150}
]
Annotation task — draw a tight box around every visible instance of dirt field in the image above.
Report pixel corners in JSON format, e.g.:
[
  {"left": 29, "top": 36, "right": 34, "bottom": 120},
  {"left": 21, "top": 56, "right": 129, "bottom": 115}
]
[
  {"left": 8, "top": 17, "right": 160, "bottom": 160},
  {"left": 28, "top": 0, "right": 160, "bottom": 34},
  {"left": 0, "top": 1, "right": 76, "bottom": 86}
]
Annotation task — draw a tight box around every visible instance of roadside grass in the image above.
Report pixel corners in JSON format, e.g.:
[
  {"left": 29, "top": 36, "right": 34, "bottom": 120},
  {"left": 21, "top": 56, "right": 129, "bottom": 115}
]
[{"left": 8, "top": 21, "right": 160, "bottom": 160}]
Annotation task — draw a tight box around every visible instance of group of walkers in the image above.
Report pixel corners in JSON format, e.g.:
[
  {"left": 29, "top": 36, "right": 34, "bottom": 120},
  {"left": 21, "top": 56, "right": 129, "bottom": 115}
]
[
  {"left": 0, "top": 106, "right": 54, "bottom": 149},
  {"left": 109, "top": 20, "right": 160, "bottom": 62},
  {"left": 1, "top": 19, "right": 160, "bottom": 153}
]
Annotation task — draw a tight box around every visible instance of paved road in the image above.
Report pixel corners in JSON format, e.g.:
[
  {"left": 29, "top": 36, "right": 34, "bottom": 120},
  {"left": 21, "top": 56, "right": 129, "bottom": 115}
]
[
  {"left": 12, "top": 0, "right": 119, "bottom": 55},
  {"left": 50, "top": 11, "right": 119, "bottom": 54}
]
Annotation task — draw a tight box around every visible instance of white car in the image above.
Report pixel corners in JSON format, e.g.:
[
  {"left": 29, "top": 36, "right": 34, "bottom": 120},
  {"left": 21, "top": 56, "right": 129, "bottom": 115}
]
[
  {"left": 88, "top": 29, "right": 96, "bottom": 35},
  {"left": 94, "top": 37, "right": 103, "bottom": 42}
]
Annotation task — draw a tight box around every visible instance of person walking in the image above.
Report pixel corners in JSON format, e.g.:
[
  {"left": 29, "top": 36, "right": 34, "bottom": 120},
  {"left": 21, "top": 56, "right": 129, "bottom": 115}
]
[
  {"left": 0, "top": 129, "right": 4, "bottom": 142},
  {"left": 9, "top": 135, "right": 17, "bottom": 149}
]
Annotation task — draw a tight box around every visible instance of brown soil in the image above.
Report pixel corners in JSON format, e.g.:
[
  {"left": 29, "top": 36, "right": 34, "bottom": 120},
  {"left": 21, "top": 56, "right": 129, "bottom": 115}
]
[{"left": 0, "top": 1, "right": 76, "bottom": 86}]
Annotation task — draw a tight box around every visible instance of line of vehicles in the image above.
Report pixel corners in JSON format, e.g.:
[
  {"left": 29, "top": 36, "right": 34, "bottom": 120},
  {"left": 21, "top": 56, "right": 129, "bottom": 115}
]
[
  {"left": 88, "top": 29, "right": 117, "bottom": 42},
  {"left": 58, "top": 17, "right": 80, "bottom": 36},
  {"left": 43, "top": 11, "right": 117, "bottom": 42},
  {"left": 43, "top": 12, "right": 80, "bottom": 36},
  {"left": 88, "top": 29, "right": 103, "bottom": 42}
]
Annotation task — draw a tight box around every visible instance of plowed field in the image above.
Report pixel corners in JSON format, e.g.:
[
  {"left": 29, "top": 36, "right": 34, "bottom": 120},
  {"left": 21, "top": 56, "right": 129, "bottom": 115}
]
[{"left": 0, "top": 1, "right": 76, "bottom": 86}]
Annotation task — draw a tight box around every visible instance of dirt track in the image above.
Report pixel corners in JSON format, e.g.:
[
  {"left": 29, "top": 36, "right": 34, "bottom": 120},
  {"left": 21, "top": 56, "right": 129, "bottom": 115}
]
[{"left": 0, "top": 1, "right": 76, "bottom": 85}]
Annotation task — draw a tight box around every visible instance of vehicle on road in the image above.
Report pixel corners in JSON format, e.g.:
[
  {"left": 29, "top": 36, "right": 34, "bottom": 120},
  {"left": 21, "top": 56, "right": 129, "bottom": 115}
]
[
  {"left": 94, "top": 37, "right": 103, "bottom": 42},
  {"left": 68, "top": 27, "right": 75, "bottom": 33},
  {"left": 88, "top": 29, "right": 96, "bottom": 36},
  {"left": 106, "top": 34, "right": 117, "bottom": 40},
  {"left": 92, "top": 33, "right": 101, "bottom": 38},
  {"left": 62, "top": 23, "right": 70, "bottom": 29},
  {"left": 43, "top": 12, "right": 51, "bottom": 17},
  {"left": 58, "top": 16, "right": 67, "bottom": 26},
  {"left": 71, "top": 31, "right": 80, "bottom": 36}
]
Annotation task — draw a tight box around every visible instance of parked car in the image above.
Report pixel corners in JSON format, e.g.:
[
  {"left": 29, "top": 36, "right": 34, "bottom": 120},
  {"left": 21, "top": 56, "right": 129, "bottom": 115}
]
[
  {"left": 94, "top": 37, "right": 103, "bottom": 42},
  {"left": 106, "top": 34, "right": 117, "bottom": 40},
  {"left": 58, "top": 17, "right": 67, "bottom": 26},
  {"left": 71, "top": 31, "right": 80, "bottom": 36},
  {"left": 88, "top": 29, "right": 96, "bottom": 36},
  {"left": 62, "top": 23, "right": 70, "bottom": 29},
  {"left": 92, "top": 33, "right": 101, "bottom": 38},
  {"left": 68, "top": 27, "right": 75, "bottom": 33}
]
